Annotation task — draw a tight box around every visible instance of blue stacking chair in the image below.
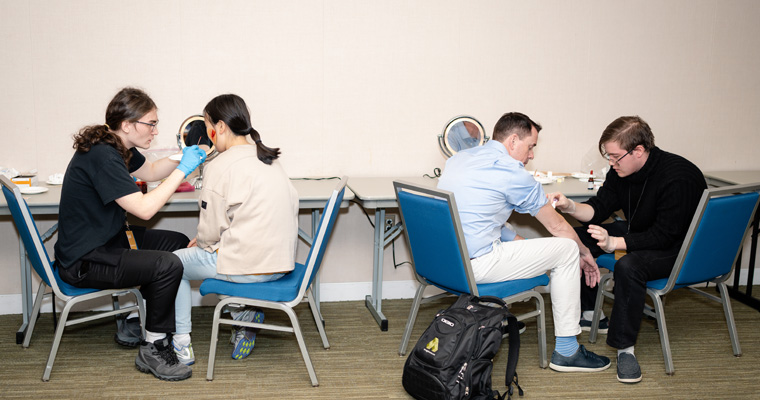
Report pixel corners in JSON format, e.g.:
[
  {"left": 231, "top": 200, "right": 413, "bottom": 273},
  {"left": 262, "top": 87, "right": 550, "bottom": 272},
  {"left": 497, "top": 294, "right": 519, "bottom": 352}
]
[
  {"left": 394, "top": 180, "right": 550, "bottom": 368},
  {"left": 199, "top": 177, "right": 347, "bottom": 386},
  {"left": 589, "top": 183, "right": 760, "bottom": 375},
  {"left": 1, "top": 175, "right": 145, "bottom": 381}
]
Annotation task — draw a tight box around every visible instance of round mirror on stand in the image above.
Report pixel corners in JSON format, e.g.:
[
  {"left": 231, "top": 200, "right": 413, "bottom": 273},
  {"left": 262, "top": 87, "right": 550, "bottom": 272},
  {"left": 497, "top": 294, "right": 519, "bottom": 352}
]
[
  {"left": 177, "top": 115, "right": 218, "bottom": 189},
  {"left": 438, "top": 115, "right": 487, "bottom": 158}
]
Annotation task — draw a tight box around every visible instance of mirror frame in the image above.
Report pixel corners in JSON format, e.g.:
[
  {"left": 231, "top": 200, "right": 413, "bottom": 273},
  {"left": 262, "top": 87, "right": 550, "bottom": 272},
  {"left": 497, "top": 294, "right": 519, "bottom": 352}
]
[
  {"left": 438, "top": 115, "right": 488, "bottom": 158},
  {"left": 177, "top": 114, "right": 218, "bottom": 163}
]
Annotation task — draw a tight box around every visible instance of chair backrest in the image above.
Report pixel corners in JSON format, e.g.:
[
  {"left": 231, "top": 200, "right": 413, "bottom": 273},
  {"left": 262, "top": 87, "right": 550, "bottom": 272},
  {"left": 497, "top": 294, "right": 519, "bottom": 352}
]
[
  {"left": 393, "top": 180, "right": 478, "bottom": 296},
  {"left": 1, "top": 176, "right": 60, "bottom": 293},
  {"left": 298, "top": 177, "right": 347, "bottom": 297},
  {"left": 664, "top": 182, "right": 760, "bottom": 291}
]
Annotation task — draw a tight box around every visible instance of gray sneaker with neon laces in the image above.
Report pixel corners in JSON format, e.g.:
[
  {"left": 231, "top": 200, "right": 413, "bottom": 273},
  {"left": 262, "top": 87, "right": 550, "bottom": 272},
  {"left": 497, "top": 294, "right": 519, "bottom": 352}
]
[{"left": 229, "top": 308, "right": 265, "bottom": 360}]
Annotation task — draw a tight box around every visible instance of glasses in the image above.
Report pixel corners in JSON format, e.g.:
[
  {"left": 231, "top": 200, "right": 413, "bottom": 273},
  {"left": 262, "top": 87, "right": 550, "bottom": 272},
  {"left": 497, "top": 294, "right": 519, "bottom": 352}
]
[
  {"left": 135, "top": 120, "right": 158, "bottom": 132},
  {"left": 603, "top": 148, "right": 633, "bottom": 166}
]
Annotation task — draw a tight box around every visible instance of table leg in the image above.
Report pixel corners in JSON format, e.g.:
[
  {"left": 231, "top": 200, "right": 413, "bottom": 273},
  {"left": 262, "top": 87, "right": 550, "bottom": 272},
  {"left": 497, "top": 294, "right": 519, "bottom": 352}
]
[
  {"left": 298, "top": 209, "right": 325, "bottom": 326},
  {"left": 365, "top": 209, "right": 389, "bottom": 331},
  {"left": 728, "top": 209, "right": 760, "bottom": 311},
  {"left": 17, "top": 239, "right": 31, "bottom": 344},
  {"left": 311, "top": 209, "right": 322, "bottom": 316}
]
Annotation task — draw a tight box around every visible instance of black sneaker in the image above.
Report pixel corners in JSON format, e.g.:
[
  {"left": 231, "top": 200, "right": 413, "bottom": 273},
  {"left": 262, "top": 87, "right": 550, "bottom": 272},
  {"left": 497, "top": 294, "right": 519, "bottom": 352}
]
[
  {"left": 135, "top": 338, "right": 192, "bottom": 381},
  {"left": 580, "top": 317, "right": 609, "bottom": 334},
  {"left": 549, "top": 345, "right": 611, "bottom": 372},
  {"left": 115, "top": 316, "right": 142, "bottom": 347},
  {"left": 616, "top": 352, "right": 642, "bottom": 383}
]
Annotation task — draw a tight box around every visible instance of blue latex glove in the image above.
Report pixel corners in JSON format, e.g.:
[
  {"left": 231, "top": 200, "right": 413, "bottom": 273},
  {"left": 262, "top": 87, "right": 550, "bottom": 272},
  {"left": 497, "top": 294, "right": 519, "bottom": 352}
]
[{"left": 177, "top": 145, "right": 207, "bottom": 177}]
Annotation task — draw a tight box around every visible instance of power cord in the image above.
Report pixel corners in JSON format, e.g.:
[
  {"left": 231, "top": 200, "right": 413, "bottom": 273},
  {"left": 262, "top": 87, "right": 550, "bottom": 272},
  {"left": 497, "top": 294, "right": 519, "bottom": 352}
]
[
  {"left": 351, "top": 199, "right": 411, "bottom": 269},
  {"left": 423, "top": 167, "right": 441, "bottom": 179}
]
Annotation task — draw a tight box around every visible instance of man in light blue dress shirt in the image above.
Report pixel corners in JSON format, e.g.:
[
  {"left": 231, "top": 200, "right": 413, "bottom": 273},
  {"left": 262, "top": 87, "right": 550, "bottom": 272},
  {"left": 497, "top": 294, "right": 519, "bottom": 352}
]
[{"left": 438, "top": 112, "right": 611, "bottom": 373}]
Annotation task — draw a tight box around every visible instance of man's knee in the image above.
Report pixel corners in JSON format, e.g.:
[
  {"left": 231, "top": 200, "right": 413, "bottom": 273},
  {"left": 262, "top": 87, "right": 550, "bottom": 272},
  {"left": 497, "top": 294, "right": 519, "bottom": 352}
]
[
  {"left": 555, "top": 237, "right": 580, "bottom": 262},
  {"left": 155, "top": 252, "right": 184, "bottom": 280},
  {"left": 613, "top": 255, "right": 643, "bottom": 281}
]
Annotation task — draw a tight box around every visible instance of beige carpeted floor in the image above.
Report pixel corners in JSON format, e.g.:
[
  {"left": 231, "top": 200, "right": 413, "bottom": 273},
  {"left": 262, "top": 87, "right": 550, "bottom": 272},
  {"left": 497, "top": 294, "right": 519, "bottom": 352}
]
[{"left": 1, "top": 289, "right": 759, "bottom": 399}]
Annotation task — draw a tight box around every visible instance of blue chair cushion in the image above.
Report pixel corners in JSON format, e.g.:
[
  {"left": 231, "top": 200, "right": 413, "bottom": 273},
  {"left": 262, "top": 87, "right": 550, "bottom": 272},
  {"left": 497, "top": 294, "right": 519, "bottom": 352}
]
[
  {"left": 200, "top": 263, "right": 307, "bottom": 302},
  {"left": 427, "top": 274, "right": 550, "bottom": 298},
  {"left": 596, "top": 253, "right": 617, "bottom": 271},
  {"left": 52, "top": 263, "right": 100, "bottom": 297}
]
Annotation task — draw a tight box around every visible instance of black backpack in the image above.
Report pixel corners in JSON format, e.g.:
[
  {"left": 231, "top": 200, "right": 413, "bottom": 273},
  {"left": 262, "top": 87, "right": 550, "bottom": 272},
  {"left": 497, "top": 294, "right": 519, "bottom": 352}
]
[{"left": 402, "top": 295, "right": 523, "bottom": 400}]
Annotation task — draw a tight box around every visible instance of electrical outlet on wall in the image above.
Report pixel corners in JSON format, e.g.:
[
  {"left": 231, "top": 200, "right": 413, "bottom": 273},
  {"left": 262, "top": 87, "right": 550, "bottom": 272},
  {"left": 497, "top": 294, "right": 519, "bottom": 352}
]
[{"left": 385, "top": 216, "right": 395, "bottom": 232}]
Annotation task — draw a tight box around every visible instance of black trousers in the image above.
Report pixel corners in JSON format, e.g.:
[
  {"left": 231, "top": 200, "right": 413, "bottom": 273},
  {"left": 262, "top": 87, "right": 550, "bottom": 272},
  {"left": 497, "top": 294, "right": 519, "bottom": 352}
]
[
  {"left": 59, "top": 227, "right": 189, "bottom": 334},
  {"left": 576, "top": 221, "right": 678, "bottom": 349}
]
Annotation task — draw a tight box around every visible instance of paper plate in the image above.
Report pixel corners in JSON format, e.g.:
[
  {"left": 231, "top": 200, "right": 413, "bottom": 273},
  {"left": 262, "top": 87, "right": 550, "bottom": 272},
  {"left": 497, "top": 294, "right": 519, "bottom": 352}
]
[
  {"left": 534, "top": 176, "right": 554, "bottom": 184},
  {"left": 571, "top": 172, "right": 594, "bottom": 180},
  {"left": 19, "top": 186, "right": 49, "bottom": 195},
  {"left": 46, "top": 180, "right": 63, "bottom": 185}
]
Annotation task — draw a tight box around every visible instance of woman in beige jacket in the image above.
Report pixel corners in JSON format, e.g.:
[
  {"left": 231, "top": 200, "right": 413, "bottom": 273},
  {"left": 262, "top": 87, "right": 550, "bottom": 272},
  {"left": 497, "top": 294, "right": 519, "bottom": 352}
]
[{"left": 171, "top": 94, "right": 299, "bottom": 366}]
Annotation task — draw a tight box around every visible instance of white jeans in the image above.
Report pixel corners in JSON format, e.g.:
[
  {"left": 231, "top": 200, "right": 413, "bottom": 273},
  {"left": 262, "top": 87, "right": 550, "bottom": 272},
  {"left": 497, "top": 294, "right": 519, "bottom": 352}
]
[
  {"left": 173, "top": 246, "right": 284, "bottom": 335},
  {"left": 471, "top": 237, "right": 582, "bottom": 337}
]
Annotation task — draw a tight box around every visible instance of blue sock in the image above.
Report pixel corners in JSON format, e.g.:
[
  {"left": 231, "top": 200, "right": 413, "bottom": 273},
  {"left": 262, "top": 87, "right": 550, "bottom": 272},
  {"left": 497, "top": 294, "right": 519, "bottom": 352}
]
[{"left": 555, "top": 336, "right": 580, "bottom": 357}]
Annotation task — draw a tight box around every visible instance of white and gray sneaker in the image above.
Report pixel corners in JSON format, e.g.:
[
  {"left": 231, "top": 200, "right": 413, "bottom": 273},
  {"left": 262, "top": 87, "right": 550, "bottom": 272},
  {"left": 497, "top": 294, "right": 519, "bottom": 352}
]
[
  {"left": 172, "top": 340, "right": 195, "bottom": 366},
  {"left": 136, "top": 338, "right": 192, "bottom": 381}
]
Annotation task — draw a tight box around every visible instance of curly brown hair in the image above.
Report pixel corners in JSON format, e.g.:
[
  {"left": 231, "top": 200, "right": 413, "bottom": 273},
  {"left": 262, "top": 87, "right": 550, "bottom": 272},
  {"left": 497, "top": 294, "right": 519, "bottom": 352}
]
[{"left": 73, "top": 87, "right": 156, "bottom": 165}]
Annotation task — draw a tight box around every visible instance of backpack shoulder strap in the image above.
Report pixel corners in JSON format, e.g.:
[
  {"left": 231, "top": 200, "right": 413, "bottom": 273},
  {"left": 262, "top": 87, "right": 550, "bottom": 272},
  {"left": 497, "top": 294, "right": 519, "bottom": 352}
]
[{"left": 503, "top": 313, "right": 523, "bottom": 399}]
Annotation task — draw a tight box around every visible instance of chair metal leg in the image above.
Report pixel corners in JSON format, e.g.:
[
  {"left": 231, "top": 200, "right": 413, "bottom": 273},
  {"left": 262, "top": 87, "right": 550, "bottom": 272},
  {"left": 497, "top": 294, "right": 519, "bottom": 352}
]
[
  {"left": 589, "top": 273, "right": 613, "bottom": 344},
  {"left": 648, "top": 291, "right": 674, "bottom": 375},
  {"left": 284, "top": 306, "right": 319, "bottom": 386},
  {"left": 43, "top": 300, "right": 75, "bottom": 381},
  {"left": 533, "top": 291, "right": 548, "bottom": 368},
  {"left": 23, "top": 282, "right": 47, "bottom": 348},
  {"left": 307, "top": 288, "right": 330, "bottom": 349},
  {"left": 134, "top": 290, "right": 147, "bottom": 339},
  {"left": 399, "top": 283, "right": 427, "bottom": 356},
  {"left": 206, "top": 301, "right": 225, "bottom": 381},
  {"left": 717, "top": 282, "right": 742, "bottom": 357}
]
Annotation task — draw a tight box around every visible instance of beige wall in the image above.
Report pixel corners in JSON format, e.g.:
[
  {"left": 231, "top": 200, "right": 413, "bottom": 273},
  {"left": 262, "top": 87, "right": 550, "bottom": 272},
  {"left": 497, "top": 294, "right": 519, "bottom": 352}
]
[{"left": 2, "top": 1, "right": 760, "bottom": 303}]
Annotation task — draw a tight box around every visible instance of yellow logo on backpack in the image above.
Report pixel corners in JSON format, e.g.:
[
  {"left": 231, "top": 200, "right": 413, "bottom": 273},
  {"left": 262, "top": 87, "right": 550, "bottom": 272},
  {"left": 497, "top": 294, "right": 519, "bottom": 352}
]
[{"left": 426, "top": 337, "right": 439, "bottom": 353}]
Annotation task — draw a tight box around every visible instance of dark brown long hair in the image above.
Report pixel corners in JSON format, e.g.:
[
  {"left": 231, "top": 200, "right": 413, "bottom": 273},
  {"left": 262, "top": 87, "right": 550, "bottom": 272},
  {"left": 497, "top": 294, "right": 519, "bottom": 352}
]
[
  {"left": 72, "top": 87, "right": 157, "bottom": 165},
  {"left": 204, "top": 94, "right": 280, "bottom": 165}
]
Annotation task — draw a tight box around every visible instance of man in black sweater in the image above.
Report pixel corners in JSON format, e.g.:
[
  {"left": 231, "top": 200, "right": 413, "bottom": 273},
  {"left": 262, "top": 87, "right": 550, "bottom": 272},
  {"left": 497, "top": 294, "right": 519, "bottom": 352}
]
[{"left": 550, "top": 116, "right": 706, "bottom": 384}]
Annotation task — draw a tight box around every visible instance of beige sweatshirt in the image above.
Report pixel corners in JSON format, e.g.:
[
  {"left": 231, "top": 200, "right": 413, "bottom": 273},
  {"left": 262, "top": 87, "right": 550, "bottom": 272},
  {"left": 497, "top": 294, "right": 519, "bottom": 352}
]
[{"left": 196, "top": 145, "right": 299, "bottom": 275}]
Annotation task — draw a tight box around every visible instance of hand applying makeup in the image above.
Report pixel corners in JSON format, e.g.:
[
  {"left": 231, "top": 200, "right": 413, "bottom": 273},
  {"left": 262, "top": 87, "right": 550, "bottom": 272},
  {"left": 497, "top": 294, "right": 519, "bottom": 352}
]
[{"left": 587, "top": 224, "right": 618, "bottom": 253}]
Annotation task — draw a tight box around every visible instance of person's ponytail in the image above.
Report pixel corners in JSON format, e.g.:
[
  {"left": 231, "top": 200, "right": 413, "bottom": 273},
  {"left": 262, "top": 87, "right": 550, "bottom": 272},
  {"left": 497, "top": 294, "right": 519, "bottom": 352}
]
[{"left": 248, "top": 127, "right": 280, "bottom": 165}]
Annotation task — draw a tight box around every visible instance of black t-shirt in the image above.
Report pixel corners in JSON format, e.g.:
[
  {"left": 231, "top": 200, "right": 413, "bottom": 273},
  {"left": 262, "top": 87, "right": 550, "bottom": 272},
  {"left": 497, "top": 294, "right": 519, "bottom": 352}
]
[{"left": 54, "top": 145, "right": 145, "bottom": 268}]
